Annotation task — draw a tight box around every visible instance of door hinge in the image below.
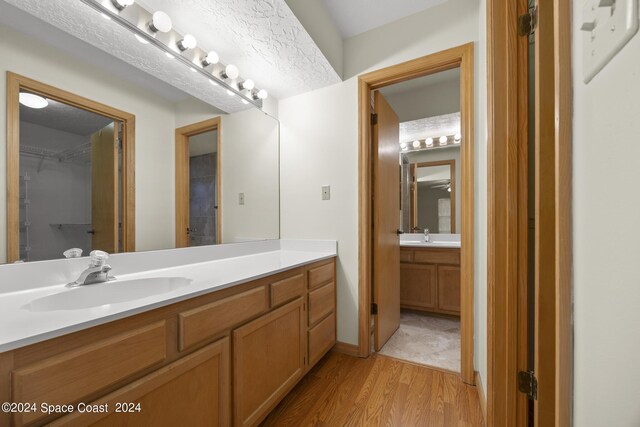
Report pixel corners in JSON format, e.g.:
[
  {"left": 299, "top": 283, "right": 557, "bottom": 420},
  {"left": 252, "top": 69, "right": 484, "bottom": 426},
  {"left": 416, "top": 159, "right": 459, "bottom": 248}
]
[
  {"left": 371, "top": 302, "right": 378, "bottom": 315},
  {"left": 518, "top": 370, "right": 538, "bottom": 400},
  {"left": 518, "top": 6, "right": 538, "bottom": 36},
  {"left": 371, "top": 113, "right": 378, "bottom": 125}
]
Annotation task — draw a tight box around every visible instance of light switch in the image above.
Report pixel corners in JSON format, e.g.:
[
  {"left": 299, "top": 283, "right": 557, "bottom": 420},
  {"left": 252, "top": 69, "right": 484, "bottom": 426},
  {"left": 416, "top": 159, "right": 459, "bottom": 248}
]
[
  {"left": 239, "top": 193, "right": 245, "bottom": 205},
  {"left": 582, "top": 0, "right": 639, "bottom": 83},
  {"left": 321, "top": 185, "right": 330, "bottom": 201}
]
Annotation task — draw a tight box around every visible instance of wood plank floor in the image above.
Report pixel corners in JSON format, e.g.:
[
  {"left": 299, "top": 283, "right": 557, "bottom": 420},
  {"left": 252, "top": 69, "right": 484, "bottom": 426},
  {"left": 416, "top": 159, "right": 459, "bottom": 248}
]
[{"left": 261, "top": 351, "right": 485, "bottom": 427}]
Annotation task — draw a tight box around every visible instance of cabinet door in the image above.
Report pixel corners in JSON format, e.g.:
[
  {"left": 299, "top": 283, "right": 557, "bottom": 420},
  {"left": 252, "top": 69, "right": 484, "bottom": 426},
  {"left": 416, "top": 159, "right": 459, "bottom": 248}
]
[
  {"left": 233, "top": 298, "right": 305, "bottom": 427},
  {"left": 400, "top": 263, "right": 437, "bottom": 310},
  {"left": 50, "top": 338, "right": 230, "bottom": 427},
  {"left": 437, "top": 265, "right": 461, "bottom": 314}
]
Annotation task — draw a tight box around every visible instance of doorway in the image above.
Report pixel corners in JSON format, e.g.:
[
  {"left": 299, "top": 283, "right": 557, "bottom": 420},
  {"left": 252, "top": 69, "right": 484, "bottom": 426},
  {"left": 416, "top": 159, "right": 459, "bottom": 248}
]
[
  {"left": 175, "top": 118, "right": 222, "bottom": 247},
  {"left": 358, "top": 43, "right": 475, "bottom": 384}
]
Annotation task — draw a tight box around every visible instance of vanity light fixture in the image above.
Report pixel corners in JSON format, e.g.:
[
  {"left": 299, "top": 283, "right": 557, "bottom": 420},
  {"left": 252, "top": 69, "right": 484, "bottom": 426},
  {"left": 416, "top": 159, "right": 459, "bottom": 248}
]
[
  {"left": 425, "top": 137, "right": 434, "bottom": 147},
  {"left": 238, "top": 79, "right": 255, "bottom": 91},
  {"left": 220, "top": 64, "right": 239, "bottom": 80},
  {"left": 134, "top": 34, "right": 149, "bottom": 44},
  {"left": 149, "top": 11, "right": 172, "bottom": 33},
  {"left": 177, "top": 34, "right": 197, "bottom": 51},
  {"left": 412, "top": 140, "right": 421, "bottom": 148},
  {"left": 202, "top": 51, "right": 219, "bottom": 67},
  {"left": 439, "top": 136, "right": 448, "bottom": 145},
  {"left": 111, "top": 0, "right": 134, "bottom": 10},
  {"left": 454, "top": 133, "right": 461, "bottom": 142},
  {"left": 19, "top": 93, "right": 48, "bottom": 109}
]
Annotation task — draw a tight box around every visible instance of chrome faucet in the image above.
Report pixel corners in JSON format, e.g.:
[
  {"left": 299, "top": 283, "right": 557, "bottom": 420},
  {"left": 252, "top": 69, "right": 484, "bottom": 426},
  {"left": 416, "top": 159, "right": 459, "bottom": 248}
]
[
  {"left": 424, "top": 228, "right": 430, "bottom": 242},
  {"left": 67, "top": 250, "right": 116, "bottom": 287}
]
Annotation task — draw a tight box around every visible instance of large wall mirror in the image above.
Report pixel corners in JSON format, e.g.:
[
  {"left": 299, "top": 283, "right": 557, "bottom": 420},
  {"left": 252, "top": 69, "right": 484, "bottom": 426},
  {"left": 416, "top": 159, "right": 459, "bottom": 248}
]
[
  {"left": 0, "top": 4, "right": 280, "bottom": 264},
  {"left": 410, "top": 160, "right": 456, "bottom": 233}
]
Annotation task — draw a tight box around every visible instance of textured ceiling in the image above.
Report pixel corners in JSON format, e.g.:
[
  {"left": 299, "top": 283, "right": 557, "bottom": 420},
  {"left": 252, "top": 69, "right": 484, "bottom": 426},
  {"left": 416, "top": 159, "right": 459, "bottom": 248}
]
[
  {"left": 4, "top": 0, "right": 340, "bottom": 112},
  {"left": 321, "top": 0, "right": 448, "bottom": 38},
  {"left": 400, "top": 112, "right": 461, "bottom": 143},
  {"left": 138, "top": 0, "right": 341, "bottom": 99},
  {"left": 20, "top": 95, "right": 113, "bottom": 137}
]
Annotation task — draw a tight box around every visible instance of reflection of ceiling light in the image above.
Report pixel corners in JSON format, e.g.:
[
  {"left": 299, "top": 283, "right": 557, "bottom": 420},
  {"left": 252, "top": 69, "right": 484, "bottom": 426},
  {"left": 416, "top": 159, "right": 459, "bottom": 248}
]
[
  {"left": 412, "top": 140, "right": 420, "bottom": 148},
  {"left": 447, "top": 186, "right": 451, "bottom": 193},
  {"left": 165, "top": 52, "right": 175, "bottom": 59},
  {"left": 242, "top": 99, "right": 249, "bottom": 104},
  {"left": 400, "top": 142, "right": 407, "bottom": 149},
  {"left": 190, "top": 67, "right": 197, "bottom": 73},
  {"left": 177, "top": 34, "right": 197, "bottom": 51},
  {"left": 454, "top": 133, "right": 461, "bottom": 142},
  {"left": 209, "top": 79, "right": 218, "bottom": 86},
  {"left": 150, "top": 11, "right": 172, "bottom": 33},
  {"left": 112, "top": 0, "right": 134, "bottom": 10},
  {"left": 202, "top": 51, "right": 219, "bottom": 67},
  {"left": 101, "top": 13, "right": 111, "bottom": 20},
  {"left": 134, "top": 34, "right": 149, "bottom": 44},
  {"left": 439, "top": 136, "right": 448, "bottom": 145},
  {"left": 19, "top": 93, "right": 48, "bottom": 109},
  {"left": 226, "top": 89, "right": 235, "bottom": 96},
  {"left": 425, "top": 137, "right": 434, "bottom": 146}
]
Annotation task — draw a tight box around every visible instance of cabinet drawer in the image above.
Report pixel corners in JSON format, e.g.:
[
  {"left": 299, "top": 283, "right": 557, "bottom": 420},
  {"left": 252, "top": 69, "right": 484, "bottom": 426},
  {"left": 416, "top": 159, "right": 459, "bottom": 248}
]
[
  {"left": 179, "top": 286, "right": 267, "bottom": 351},
  {"left": 12, "top": 322, "right": 166, "bottom": 426},
  {"left": 413, "top": 249, "right": 460, "bottom": 265},
  {"left": 308, "top": 262, "right": 334, "bottom": 289},
  {"left": 308, "top": 312, "right": 336, "bottom": 366},
  {"left": 308, "top": 281, "right": 335, "bottom": 326},
  {"left": 400, "top": 250, "right": 414, "bottom": 262},
  {"left": 270, "top": 274, "right": 305, "bottom": 307},
  {"left": 50, "top": 338, "right": 230, "bottom": 427}
]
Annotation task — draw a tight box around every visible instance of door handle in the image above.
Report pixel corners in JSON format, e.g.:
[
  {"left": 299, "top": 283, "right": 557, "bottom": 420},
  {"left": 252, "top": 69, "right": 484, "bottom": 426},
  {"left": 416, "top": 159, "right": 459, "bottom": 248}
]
[{"left": 396, "top": 229, "right": 404, "bottom": 235}]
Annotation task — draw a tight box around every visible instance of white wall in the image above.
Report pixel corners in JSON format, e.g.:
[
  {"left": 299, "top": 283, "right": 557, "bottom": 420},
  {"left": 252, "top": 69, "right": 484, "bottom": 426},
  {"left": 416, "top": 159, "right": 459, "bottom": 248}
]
[
  {"left": 572, "top": 1, "right": 640, "bottom": 425},
  {"left": 220, "top": 108, "right": 280, "bottom": 243},
  {"left": 0, "top": 24, "right": 177, "bottom": 262},
  {"left": 280, "top": 0, "right": 485, "bottom": 353}
]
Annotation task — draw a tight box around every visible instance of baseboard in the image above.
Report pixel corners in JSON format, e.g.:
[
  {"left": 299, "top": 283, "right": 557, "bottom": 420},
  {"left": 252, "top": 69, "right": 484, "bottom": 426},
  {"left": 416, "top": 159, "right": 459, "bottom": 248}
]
[
  {"left": 475, "top": 371, "right": 487, "bottom": 425},
  {"left": 332, "top": 341, "right": 360, "bottom": 357}
]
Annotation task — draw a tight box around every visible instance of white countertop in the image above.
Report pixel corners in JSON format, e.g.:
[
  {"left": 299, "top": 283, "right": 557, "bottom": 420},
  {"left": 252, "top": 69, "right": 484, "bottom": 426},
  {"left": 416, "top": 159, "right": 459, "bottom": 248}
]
[
  {"left": 399, "top": 233, "right": 461, "bottom": 248},
  {"left": 0, "top": 240, "right": 336, "bottom": 352}
]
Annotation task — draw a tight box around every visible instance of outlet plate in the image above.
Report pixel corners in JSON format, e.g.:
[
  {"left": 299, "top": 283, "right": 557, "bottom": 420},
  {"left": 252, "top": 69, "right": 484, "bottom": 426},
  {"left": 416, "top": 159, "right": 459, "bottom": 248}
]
[
  {"left": 321, "top": 185, "right": 330, "bottom": 201},
  {"left": 582, "top": 0, "right": 639, "bottom": 83}
]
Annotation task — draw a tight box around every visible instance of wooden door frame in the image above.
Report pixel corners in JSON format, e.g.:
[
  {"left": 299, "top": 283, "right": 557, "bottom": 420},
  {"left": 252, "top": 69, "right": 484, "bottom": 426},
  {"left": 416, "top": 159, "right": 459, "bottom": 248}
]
[
  {"left": 6, "top": 72, "right": 136, "bottom": 263},
  {"left": 175, "top": 117, "right": 222, "bottom": 247},
  {"left": 410, "top": 159, "right": 456, "bottom": 234},
  {"left": 357, "top": 43, "right": 475, "bottom": 385},
  {"left": 486, "top": 0, "right": 572, "bottom": 425}
]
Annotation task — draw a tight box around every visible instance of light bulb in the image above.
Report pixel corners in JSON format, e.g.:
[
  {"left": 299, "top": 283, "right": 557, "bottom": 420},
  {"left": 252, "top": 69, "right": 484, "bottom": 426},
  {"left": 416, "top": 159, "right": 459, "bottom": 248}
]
[
  {"left": 447, "top": 186, "right": 451, "bottom": 192},
  {"left": 454, "top": 133, "right": 461, "bottom": 143},
  {"left": 257, "top": 89, "right": 268, "bottom": 100},
  {"left": 439, "top": 135, "right": 448, "bottom": 145},
  {"left": 412, "top": 140, "right": 420, "bottom": 148},
  {"left": 221, "top": 64, "right": 239, "bottom": 80},
  {"left": 239, "top": 79, "right": 255, "bottom": 90},
  {"left": 111, "top": 0, "right": 134, "bottom": 10},
  {"left": 19, "top": 93, "right": 48, "bottom": 109},
  {"left": 134, "top": 34, "right": 149, "bottom": 44},
  {"left": 425, "top": 137, "right": 434, "bottom": 146},
  {"left": 149, "top": 11, "right": 172, "bottom": 33},
  {"left": 177, "top": 34, "right": 197, "bottom": 51},
  {"left": 202, "top": 51, "right": 219, "bottom": 67},
  {"left": 400, "top": 142, "right": 407, "bottom": 149}
]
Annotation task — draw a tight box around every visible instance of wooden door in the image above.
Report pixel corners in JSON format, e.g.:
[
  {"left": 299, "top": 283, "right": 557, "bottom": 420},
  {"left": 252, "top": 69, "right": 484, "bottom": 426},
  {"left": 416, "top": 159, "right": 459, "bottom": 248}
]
[
  {"left": 372, "top": 91, "right": 401, "bottom": 351},
  {"left": 534, "top": 0, "right": 557, "bottom": 425},
  {"left": 91, "top": 123, "right": 118, "bottom": 253},
  {"left": 233, "top": 298, "right": 305, "bottom": 427}
]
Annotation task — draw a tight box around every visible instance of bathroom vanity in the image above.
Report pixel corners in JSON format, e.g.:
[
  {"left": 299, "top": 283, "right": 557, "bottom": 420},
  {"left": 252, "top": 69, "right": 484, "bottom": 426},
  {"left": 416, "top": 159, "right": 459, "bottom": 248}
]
[
  {"left": 0, "top": 240, "right": 336, "bottom": 427},
  {"left": 399, "top": 235, "right": 461, "bottom": 316}
]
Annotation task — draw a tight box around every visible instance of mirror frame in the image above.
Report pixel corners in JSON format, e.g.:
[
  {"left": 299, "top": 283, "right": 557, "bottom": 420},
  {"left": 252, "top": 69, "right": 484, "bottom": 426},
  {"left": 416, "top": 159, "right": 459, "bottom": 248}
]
[
  {"left": 6, "top": 72, "right": 136, "bottom": 262},
  {"left": 410, "top": 159, "right": 456, "bottom": 233}
]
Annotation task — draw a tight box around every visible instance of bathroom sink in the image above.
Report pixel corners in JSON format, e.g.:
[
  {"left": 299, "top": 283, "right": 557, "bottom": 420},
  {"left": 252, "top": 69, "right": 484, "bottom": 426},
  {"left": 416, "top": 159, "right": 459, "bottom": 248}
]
[{"left": 26, "top": 277, "right": 193, "bottom": 312}]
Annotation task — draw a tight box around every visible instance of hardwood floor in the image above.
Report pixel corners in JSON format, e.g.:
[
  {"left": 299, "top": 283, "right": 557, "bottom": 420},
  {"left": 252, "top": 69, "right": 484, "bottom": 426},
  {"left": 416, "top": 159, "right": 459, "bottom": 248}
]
[{"left": 261, "top": 351, "right": 484, "bottom": 427}]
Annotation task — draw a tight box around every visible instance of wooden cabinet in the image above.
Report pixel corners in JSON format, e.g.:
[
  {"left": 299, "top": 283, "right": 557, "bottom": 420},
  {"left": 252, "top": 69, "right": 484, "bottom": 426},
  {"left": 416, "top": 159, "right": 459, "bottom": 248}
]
[
  {"left": 50, "top": 338, "right": 230, "bottom": 427},
  {"left": 400, "top": 247, "right": 460, "bottom": 316},
  {"left": 0, "top": 257, "right": 336, "bottom": 427},
  {"left": 233, "top": 298, "right": 305, "bottom": 427}
]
